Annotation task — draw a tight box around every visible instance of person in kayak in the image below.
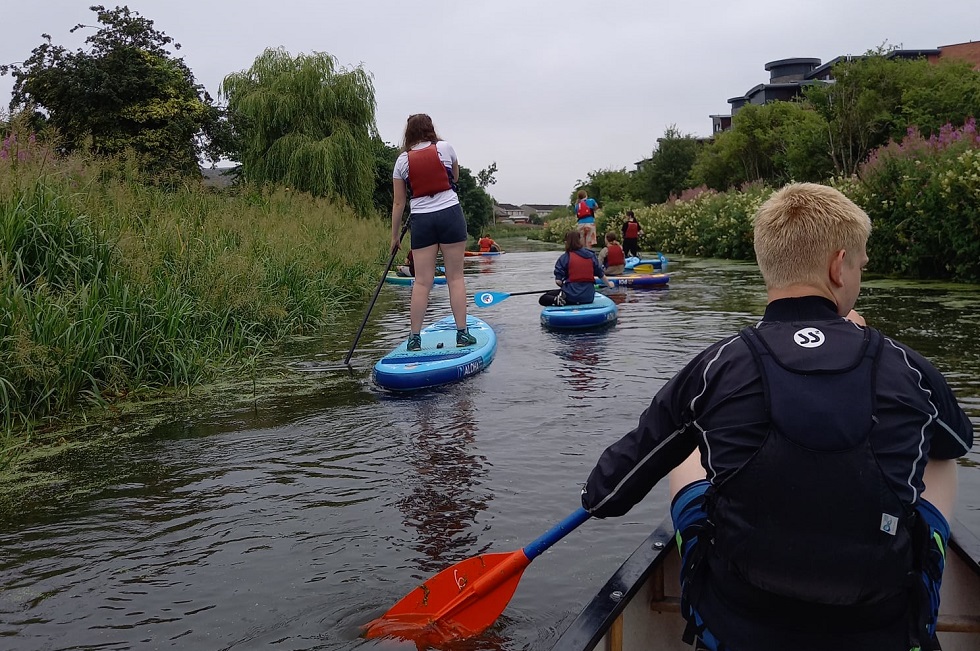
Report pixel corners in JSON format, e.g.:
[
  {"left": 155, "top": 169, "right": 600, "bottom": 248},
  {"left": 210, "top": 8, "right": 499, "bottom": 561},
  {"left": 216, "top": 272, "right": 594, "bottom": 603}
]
[
  {"left": 390, "top": 114, "right": 476, "bottom": 350},
  {"left": 574, "top": 189, "right": 599, "bottom": 249},
  {"left": 580, "top": 183, "right": 974, "bottom": 651},
  {"left": 598, "top": 232, "right": 626, "bottom": 276},
  {"left": 621, "top": 210, "right": 643, "bottom": 258},
  {"left": 539, "top": 230, "right": 614, "bottom": 306}
]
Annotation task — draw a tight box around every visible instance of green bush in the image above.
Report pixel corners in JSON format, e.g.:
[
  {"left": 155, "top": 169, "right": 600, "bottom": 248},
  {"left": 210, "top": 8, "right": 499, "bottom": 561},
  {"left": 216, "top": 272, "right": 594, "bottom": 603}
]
[
  {"left": 631, "top": 185, "right": 770, "bottom": 259},
  {"left": 845, "top": 120, "right": 980, "bottom": 282}
]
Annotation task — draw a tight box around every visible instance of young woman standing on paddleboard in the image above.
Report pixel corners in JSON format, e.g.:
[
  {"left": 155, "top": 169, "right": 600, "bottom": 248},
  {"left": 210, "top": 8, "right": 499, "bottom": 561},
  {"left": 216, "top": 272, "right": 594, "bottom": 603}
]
[{"left": 390, "top": 114, "right": 476, "bottom": 351}]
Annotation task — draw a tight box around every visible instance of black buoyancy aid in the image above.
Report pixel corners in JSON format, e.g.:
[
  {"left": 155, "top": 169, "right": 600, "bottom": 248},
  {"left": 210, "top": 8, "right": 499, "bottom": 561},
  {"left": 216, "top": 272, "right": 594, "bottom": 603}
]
[
  {"left": 407, "top": 143, "right": 453, "bottom": 198},
  {"left": 567, "top": 251, "right": 595, "bottom": 283},
  {"left": 624, "top": 221, "right": 639, "bottom": 239},
  {"left": 707, "top": 325, "right": 917, "bottom": 611},
  {"left": 606, "top": 244, "right": 625, "bottom": 266}
]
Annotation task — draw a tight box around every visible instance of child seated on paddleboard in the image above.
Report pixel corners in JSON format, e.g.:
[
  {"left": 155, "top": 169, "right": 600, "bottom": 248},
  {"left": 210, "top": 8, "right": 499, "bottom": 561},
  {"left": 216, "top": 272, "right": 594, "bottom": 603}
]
[
  {"left": 395, "top": 249, "right": 415, "bottom": 277},
  {"left": 598, "top": 232, "right": 626, "bottom": 276},
  {"left": 539, "top": 231, "right": 614, "bottom": 306},
  {"left": 397, "top": 250, "right": 445, "bottom": 278}
]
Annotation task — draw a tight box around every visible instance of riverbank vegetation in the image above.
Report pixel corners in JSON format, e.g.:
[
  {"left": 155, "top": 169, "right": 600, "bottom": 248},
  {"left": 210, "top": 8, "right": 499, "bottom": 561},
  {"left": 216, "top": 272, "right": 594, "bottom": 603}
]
[
  {"left": 554, "top": 51, "right": 980, "bottom": 282},
  {"left": 1, "top": 131, "right": 388, "bottom": 463}
]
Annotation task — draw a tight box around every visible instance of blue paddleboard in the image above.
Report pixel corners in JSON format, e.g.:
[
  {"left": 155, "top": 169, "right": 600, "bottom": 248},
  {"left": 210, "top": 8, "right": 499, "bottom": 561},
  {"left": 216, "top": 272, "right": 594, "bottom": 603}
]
[
  {"left": 385, "top": 272, "right": 447, "bottom": 286},
  {"left": 373, "top": 315, "right": 496, "bottom": 391},
  {"left": 599, "top": 273, "right": 670, "bottom": 287},
  {"left": 625, "top": 253, "right": 669, "bottom": 271},
  {"left": 540, "top": 293, "right": 618, "bottom": 330}
]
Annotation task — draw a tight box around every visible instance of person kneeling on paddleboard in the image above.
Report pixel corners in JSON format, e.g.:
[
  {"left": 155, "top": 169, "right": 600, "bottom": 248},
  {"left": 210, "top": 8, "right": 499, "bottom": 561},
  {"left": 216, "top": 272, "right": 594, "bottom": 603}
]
[
  {"left": 598, "top": 232, "right": 626, "bottom": 276},
  {"left": 539, "top": 230, "right": 613, "bottom": 306}
]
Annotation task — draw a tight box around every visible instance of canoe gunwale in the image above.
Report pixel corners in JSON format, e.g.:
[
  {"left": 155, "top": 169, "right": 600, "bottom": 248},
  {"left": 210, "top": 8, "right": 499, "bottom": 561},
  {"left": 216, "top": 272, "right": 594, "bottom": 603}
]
[{"left": 550, "top": 519, "right": 675, "bottom": 651}]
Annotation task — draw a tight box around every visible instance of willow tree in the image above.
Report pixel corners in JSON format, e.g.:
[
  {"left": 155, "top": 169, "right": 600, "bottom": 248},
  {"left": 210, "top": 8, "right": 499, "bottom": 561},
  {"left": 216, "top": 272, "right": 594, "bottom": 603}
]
[{"left": 221, "top": 48, "right": 378, "bottom": 214}]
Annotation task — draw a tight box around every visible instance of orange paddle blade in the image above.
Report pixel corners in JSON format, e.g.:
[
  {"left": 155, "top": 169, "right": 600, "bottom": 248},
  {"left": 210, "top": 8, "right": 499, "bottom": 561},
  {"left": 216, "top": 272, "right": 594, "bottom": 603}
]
[{"left": 363, "top": 549, "right": 531, "bottom": 644}]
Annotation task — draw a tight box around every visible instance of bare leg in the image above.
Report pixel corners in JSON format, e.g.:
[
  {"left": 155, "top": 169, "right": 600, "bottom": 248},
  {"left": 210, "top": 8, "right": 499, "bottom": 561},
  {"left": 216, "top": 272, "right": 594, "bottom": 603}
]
[
  {"left": 440, "top": 240, "right": 468, "bottom": 330},
  {"left": 669, "top": 447, "right": 706, "bottom": 501},
  {"left": 409, "top": 244, "right": 439, "bottom": 333},
  {"left": 921, "top": 458, "right": 958, "bottom": 522}
]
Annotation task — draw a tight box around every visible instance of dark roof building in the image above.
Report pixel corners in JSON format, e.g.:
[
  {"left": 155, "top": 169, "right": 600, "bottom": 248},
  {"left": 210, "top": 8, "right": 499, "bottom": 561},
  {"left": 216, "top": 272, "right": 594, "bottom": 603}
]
[{"left": 711, "top": 41, "right": 978, "bottom": 132}]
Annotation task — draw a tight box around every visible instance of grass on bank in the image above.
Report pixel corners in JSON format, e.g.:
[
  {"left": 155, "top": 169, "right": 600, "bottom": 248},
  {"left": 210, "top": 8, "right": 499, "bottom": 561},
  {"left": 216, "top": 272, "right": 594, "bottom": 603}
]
[{"left": 1, "top": 142, "right": 389, "bottom": 463}]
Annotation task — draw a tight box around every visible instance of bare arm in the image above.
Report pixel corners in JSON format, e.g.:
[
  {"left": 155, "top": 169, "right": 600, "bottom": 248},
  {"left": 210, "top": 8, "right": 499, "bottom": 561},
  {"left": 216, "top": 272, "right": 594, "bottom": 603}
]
[{"left": 390, "top": 178, "right": 407, "bottom": 252}]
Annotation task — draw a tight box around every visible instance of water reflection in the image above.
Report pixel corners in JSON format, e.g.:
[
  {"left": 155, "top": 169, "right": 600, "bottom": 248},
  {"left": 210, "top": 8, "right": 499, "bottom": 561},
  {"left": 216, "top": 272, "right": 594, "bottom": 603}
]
[
  {"left": 548, "top": 329, "right": 613, "bottom": 398},
  {"left": 393, "top": 390, "right": 491, "bottom": 576}
]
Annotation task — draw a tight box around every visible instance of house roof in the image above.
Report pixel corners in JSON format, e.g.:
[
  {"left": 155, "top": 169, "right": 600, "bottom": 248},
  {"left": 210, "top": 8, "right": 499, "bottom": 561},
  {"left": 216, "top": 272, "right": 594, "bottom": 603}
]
[
  {"left": 497, "top": 203, "right": 522, "bottom": 210},
  {"left": 522, "top": 204, "right": 563, "bottom": 211}
]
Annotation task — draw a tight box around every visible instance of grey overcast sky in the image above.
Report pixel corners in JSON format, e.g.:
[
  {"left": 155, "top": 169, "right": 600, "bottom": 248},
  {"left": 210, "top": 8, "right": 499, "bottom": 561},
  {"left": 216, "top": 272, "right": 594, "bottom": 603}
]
[{"left": 2, "top": 1, "right": 976, "bottom": 204}]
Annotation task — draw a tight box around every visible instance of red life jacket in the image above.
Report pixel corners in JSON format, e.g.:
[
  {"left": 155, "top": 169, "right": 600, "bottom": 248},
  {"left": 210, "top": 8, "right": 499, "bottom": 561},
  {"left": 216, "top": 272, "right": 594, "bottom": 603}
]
[
  {"left": 479, "top": 237, "right": 493, "bottom": 252},
  {"left": 624, "top": 221, "right": 639, "bottom": 239},
  {"left": 567, "top": 251, "right": 595, "bottom": 283},
  {"left": 576, "top": 199, "right": 593, "bottom": 218},
  {"left": 407, "top": 143, "right": 451, "bottom": 198},
  {"left": 605, "top": 243, "right": 625, "bottom": 266}
]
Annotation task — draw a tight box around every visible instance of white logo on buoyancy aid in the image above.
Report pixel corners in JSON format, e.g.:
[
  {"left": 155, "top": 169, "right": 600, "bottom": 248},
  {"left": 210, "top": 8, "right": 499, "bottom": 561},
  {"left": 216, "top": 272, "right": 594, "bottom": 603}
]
[
  {"left": 793, "top": 327, "right": 825, "bottom": 348},
  {"left": 880, "top": 512, "right": 899, "bottom": 535}
]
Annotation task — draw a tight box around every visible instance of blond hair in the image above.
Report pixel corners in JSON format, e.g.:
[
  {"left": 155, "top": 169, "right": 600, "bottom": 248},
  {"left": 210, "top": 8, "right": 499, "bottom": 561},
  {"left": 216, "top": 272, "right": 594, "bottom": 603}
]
[{"left": 753, "top": 183, "right": 871, "bottom": 289}]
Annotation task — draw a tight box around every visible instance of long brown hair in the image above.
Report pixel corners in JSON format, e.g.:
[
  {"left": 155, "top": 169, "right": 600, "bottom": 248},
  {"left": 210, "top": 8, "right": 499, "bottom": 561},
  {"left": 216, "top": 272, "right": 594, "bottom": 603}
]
[
  {"left": 403, "top": 114, "right": 441, "bottom": 151},
  {"left": 564, "top": 230, "right": 584, "bottom": 252}
]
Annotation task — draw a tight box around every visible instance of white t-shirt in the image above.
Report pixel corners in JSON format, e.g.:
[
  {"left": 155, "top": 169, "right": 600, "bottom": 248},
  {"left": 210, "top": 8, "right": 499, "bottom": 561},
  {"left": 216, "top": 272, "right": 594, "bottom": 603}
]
[{"left": 393, "top": 141, "right": 460, "bottom": 213}]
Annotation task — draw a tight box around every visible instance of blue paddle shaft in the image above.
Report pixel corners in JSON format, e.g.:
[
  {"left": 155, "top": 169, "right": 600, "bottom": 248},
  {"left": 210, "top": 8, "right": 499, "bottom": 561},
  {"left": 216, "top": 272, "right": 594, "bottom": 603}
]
[{"left": 522, "top": 507, "right": 591, "bottom": 561}]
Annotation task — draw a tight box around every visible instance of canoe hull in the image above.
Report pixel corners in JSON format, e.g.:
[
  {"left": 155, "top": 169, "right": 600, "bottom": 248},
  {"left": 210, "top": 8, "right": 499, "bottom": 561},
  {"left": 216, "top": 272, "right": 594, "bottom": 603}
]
[{"left": 551, "top": 517, "right": 980, "bottom": 651}]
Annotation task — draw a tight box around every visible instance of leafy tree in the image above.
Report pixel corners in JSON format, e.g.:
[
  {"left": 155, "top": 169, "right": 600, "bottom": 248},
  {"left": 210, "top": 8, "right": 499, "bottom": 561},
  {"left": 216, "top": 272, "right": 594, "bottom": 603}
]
[
  {"left": 689, "top": 102, "right": 832, "bottom": 189},
  {"left": 221, "top": 48, "right": 378, "bottom": 214},
  {"left": 572, "top": 168, "right": 634, "bottom": 206},
  {"left": 456, "top": 166, "right": 493, "bottom": 239},
  {"left": 1, "top": 5, "right": 225, "bottom": 177},
  {"left": 371, "top": 138, "right": 400, "bottom": 214},
  {"left": 632, "top": 125, "right": 702, "bottom": 204},
  {"left": 804, "top": 55, "right": 912, "bottom": 176},
  {"left": 476, "top": 161, "right": 498, "bottom": 189},
  {"left": 899, "top": 59, "right": 980, "bottom": 139}
]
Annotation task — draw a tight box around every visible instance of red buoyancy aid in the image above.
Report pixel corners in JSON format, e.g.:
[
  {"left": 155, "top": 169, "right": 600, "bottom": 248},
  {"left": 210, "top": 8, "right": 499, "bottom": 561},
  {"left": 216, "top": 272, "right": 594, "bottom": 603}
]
[
  {"left": 407, "top": 143, "right": 452, "bottom": 198},
  {"left": 567, "top": 251, "right": 595, "bottom": 283},
  {"left": 479, "top": 237, "right": 493, "bottom": 252},
  {"left": 606, "top": 243, "right": 625, "bottom": 266},
  {"left": 576, "top": 199, "right": 593, "bottom": 218},
  {"left": 624, "top": 221, "right": 639, "bottom": 239}
]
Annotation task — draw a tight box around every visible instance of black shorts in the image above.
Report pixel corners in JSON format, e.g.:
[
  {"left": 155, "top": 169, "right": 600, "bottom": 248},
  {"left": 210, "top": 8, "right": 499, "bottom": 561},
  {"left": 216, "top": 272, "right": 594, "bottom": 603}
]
[{"left": 410, "top": 204, "right": 467, "bottom": 249}]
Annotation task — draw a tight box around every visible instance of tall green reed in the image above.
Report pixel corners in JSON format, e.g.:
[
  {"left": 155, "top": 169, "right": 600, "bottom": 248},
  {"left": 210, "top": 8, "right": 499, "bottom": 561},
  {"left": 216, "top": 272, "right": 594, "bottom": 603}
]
[{"left": 1, "top": 135, "right": 389, "bottom": 460}]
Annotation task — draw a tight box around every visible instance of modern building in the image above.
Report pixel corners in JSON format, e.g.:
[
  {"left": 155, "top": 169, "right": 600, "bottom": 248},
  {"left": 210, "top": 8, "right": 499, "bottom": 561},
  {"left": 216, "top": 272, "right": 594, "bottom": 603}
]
[{"left": 711, "top": 40, "right": 979, "bottom": 132}]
